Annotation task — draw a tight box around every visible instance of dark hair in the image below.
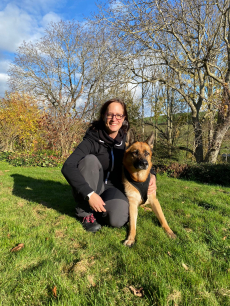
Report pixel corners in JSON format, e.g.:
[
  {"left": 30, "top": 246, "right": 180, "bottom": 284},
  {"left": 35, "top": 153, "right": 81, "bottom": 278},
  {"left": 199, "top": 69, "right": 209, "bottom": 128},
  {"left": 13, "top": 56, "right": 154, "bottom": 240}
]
[{"left": 90, "top": 98, "right": 130, "bottom": 133}]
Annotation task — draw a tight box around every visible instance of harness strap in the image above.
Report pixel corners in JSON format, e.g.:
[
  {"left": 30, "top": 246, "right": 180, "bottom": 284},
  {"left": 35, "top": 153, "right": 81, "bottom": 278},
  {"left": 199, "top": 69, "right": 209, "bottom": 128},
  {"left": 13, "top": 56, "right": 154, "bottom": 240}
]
[{"left": 124, "top": 167, "right": 150, "bottom": 202}]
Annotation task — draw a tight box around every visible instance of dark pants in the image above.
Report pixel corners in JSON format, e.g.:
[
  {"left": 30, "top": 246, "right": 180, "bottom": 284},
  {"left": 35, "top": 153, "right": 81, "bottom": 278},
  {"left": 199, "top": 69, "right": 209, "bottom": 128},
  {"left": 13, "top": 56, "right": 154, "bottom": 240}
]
[{"left": 72, "top": 155, "right": 129, "bottom": 228}]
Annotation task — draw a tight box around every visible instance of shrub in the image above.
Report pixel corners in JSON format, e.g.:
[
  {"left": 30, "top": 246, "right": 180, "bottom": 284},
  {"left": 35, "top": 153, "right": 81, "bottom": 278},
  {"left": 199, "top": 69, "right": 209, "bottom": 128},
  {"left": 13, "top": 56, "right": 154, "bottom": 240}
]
[
  {"left": 0, "top": 152, "right": 66, "bottom": 167},
  {"left": 153, "top": 162, "right": 230, "bottom": 187}
]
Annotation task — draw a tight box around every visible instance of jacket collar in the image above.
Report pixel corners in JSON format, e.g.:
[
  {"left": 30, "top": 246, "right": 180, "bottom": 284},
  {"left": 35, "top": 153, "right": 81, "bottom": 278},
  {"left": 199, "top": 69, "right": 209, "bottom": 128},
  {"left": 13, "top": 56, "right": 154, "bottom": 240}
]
[{"left": 98, "top": 128, "right": 125, "bottom": 147}]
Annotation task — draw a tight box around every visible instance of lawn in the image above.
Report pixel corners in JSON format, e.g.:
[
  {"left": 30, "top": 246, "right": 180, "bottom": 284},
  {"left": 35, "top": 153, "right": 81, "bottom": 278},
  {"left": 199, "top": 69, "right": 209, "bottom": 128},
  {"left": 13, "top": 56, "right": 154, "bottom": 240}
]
[{"left": 0, "top": 161, "right": 230, "bottom": 306}]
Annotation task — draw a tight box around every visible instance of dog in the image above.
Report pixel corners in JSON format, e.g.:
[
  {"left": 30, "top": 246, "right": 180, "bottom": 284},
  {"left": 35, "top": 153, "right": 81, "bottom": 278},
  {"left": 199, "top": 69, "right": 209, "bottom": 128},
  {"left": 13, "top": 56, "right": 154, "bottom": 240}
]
[{"left": 122, "top": 130, "right": 176, "bottom": 246}]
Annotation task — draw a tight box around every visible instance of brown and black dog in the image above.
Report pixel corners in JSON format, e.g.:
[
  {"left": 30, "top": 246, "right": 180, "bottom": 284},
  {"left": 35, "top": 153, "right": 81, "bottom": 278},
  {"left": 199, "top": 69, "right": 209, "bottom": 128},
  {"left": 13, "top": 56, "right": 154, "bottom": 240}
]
[{"left": 122, "top": 130, "right": 176, "bottom": 246}]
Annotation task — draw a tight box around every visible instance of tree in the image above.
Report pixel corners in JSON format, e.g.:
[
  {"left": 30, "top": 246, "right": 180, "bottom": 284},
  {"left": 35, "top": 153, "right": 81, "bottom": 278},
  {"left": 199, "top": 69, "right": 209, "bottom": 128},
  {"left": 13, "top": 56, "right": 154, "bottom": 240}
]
[
  {"left": 38, "top": 110, "right": 86, "bottom": 156},
  {"left": 9, "top": 21, "right": 96, "bottom": 117},
  {"left": 0, "top": 92, "right": 41, "bottom": 151},
  {"left": 9, "top": 20, "right": 125, "bottom": 119},
  {"left": 97, "top": 0, "right": 230, "bottom": 163}
]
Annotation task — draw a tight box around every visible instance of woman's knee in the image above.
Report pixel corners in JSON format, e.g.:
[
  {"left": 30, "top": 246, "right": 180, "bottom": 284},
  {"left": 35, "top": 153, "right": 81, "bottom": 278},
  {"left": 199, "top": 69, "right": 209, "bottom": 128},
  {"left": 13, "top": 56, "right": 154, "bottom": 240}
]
[
  {"left": 106, "top": 200, "right": 129, "bottom": 228},
  {"left": 78, "top": 154, "right": 101, "bottom": 170}
]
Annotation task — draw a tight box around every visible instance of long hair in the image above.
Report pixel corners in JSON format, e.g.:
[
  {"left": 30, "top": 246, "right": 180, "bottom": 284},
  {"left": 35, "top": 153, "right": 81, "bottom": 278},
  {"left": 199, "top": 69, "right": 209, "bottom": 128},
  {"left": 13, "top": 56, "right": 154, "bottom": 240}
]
[{"left": 90, "top": 98, "right": 130, "bottom": 133}]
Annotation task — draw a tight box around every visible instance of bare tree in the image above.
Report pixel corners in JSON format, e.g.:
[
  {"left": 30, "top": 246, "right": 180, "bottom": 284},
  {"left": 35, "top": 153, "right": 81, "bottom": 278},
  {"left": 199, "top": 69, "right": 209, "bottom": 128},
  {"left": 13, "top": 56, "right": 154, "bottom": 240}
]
[
  {"left": 8, "top": 20, "right": 125, "bottom": 119},
  {"left": 8, "top": 19, "right": 134, "bottom": 155},
  {"left": 97, "top": 0, "right": 230, "bottom": 163}
]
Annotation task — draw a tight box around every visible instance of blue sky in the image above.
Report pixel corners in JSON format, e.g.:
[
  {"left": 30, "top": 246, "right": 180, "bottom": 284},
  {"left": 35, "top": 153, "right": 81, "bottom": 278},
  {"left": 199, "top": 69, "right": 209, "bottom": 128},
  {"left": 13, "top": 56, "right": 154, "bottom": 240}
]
[{"left": 0, "top": 0, "right": 106, "bottom": 97}]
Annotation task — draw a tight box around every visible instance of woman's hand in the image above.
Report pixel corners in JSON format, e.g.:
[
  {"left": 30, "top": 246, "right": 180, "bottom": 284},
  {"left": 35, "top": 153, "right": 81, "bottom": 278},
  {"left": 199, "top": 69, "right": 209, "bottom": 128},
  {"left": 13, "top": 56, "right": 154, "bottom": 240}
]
[
  {"left": 88, "top": 193, "right": 106, "bottom": 212},
  {"left": 148, "top": 174, "right": 157, "bottom": 196}
]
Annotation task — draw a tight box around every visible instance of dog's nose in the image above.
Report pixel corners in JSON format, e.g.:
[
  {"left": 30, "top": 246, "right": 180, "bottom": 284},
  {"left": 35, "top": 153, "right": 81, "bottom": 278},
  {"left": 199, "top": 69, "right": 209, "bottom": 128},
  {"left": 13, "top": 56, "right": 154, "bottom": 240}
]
[
  {"left": 140, "top": 159, "right": 148, "bottom": 168},
  {"left": 142, "top": 159, "right": 148, "bottom": 166}
]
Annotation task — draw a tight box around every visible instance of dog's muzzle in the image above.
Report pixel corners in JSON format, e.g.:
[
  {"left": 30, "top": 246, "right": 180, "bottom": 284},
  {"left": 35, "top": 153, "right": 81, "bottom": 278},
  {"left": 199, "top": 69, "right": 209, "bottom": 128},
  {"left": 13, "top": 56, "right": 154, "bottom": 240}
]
[{"left": 134, "top": 159, "right": 149, "bottom": 170}]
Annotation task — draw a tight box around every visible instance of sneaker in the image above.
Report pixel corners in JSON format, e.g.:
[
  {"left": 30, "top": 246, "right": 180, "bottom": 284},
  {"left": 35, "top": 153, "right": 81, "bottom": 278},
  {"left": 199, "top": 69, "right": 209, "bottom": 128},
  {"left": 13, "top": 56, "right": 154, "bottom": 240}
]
[{"left": 82, "top": 214, "right": 101, "bottom": 232}]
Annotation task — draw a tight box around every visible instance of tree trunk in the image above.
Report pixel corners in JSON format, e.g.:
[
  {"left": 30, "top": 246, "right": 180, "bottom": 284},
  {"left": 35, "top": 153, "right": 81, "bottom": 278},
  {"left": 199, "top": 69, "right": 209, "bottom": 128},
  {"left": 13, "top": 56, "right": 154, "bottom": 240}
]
[
  {"left": 192, "top": 116, "right": 204, "bottom": 163},
  {"left": 141, "top": 72, "right": 145, "bottom": 135},
  {"left": 166, "top": 87, "right": 173, "bottom": 157},
  {"left": 205, "top": 112, "right": 230, "bottom": 163},
  {"left": 208, "top": 78, "right": 214, "bottom": 147}
]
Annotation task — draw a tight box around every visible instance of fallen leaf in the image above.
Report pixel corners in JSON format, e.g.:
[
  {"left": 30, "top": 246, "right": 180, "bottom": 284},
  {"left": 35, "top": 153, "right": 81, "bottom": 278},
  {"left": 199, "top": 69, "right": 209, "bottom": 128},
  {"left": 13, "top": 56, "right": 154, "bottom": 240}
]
[
  {"left": 167, "top": 251, "right": 172, "bottom": 257},
  {"left": 184, "top": 228, "right": 192, "bottom": 232},
  {"left": 182, "top": 201, "right": 185, "bottom": 203},
  {"left": 182, "top": 263, "right": 189, "bottom": 271},
  {"left": 129, "top": 286, "right": 144, "bottom": 297},
  {"left": 4, "top": 170, "right": 10, "bottom": 172},
  {"left": 185, "top": 186, "right": 189, "bottom": 189},
  {"left": 7, "top": 233, "right": 10, "bottom": 238},
  {"left": 87, "top": 275, "right": 96, "bottom": 287},
  {"left": 52, "top": 286, "right": 57, "bottom": 298},
  {"left": 223, "top": 236, "right": 227, "bottom": 240},
  {"left": 11, "top": 243, "right": 24, "bottom": 252}
]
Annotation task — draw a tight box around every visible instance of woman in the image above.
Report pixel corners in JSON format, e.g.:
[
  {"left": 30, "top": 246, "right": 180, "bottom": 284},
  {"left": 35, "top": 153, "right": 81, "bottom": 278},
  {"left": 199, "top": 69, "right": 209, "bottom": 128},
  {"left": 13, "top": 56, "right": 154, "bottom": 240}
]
[{"left": 62, "top": 98, "right": 156, "bottom": 232}]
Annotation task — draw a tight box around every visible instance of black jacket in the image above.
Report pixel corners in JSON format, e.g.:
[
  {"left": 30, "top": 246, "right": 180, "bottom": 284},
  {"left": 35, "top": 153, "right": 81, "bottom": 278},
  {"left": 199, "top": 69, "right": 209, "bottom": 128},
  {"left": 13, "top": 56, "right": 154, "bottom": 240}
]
[{"left": 61, "top": 128, "right": 127, "bottom": 199}]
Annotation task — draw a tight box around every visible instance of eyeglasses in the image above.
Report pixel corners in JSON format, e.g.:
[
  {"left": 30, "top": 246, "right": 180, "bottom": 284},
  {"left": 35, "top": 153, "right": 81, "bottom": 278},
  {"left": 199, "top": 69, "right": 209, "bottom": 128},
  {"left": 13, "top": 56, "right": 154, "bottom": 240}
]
[{"left": 106, "top": 113, "right": 125, "bottom": 120}]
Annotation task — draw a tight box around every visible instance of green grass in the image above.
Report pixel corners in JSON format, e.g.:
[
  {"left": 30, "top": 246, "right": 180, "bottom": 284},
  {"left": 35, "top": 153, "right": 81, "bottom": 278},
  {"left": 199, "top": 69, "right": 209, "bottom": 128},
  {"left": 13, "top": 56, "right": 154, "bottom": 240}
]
[{"left": 0, "top": 161, "right": 230, "bottom": 306}]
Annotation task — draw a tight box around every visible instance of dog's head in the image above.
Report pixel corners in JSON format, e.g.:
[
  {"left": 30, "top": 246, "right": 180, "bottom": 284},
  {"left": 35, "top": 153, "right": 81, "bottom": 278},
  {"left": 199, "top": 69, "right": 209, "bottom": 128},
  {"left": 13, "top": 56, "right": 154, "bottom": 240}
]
[{"left": 123, "top": 130, "right": 154, "bottom": 171}]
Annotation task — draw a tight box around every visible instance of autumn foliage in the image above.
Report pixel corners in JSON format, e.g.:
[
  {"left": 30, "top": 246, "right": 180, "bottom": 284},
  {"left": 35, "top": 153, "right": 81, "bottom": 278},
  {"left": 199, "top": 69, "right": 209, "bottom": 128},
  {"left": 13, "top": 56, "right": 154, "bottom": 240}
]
[
  {"left": 0, "top": 92, "right": 41, "bottom": 152},
  {"left": 0, "top": 92, "right": 86, "bottom": 157}
]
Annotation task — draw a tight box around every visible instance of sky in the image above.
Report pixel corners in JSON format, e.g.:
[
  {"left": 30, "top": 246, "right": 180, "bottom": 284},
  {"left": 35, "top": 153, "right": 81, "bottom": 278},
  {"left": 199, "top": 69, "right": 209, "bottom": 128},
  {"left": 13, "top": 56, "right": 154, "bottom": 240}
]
[{"left": 0, "top": 0, "right": 105, "bottom": 97}]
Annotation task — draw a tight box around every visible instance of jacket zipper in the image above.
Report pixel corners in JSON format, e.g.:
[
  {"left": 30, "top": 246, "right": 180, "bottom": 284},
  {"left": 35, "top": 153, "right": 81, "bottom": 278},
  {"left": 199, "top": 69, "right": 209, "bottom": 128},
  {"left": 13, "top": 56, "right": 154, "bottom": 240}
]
[{"left": 105, "top": 147, "right": 114, "bottom": 184}]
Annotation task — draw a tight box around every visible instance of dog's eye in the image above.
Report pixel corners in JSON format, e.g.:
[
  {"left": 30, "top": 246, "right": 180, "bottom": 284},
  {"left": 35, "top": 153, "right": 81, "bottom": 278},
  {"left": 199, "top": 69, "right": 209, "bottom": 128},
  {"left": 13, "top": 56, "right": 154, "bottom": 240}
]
[
  {"left": 144, "top": 151, "right": 150, "bottom": 156},
  {"left": 131, "top": 150, "right": 138, "bottom": 156}
]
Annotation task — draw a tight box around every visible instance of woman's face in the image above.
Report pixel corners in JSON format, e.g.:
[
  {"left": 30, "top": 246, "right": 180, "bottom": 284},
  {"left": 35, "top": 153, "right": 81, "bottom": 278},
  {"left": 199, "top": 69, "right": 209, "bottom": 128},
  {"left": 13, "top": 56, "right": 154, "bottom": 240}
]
[{"left": 104, "top": 102, "right": 125, "bottom": 138}]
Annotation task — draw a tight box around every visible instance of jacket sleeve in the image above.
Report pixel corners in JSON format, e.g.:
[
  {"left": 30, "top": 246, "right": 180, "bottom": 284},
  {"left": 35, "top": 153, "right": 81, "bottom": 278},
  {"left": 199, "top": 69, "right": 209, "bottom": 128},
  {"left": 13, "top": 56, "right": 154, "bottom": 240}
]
[
  {"left": 61, "top": 138, "right": 95, "bottom": 199},
  {"left": 150, "top": 168, "right": 156, "bottom": 177}
]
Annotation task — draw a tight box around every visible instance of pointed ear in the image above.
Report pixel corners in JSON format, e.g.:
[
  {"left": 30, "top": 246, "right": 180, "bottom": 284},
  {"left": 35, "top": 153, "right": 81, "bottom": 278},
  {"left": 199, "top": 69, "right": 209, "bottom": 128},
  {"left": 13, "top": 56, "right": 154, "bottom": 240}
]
[
  {"left": 126, "top": 129, "right": 136, "bottom": 148},
  {"left": 145, "top": 132, "right": 154, "bottom": 149}
]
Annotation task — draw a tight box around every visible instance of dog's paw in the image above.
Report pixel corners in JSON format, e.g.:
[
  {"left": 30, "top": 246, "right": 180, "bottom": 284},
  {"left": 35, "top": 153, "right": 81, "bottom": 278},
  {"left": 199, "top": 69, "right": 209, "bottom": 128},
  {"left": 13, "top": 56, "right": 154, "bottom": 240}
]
[
  {"left": 167, "top": 231, "right": 177, "bottom": 239},
  {"left": 124, "top": 239, "right": 135, "bottom": 247}
]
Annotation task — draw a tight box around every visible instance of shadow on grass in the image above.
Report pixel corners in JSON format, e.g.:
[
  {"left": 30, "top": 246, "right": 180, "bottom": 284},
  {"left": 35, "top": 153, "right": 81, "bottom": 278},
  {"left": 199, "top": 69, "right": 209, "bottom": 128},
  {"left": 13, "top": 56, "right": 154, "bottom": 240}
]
[{"left": 11, "top": 174, "right": 75, "bottom": 218}]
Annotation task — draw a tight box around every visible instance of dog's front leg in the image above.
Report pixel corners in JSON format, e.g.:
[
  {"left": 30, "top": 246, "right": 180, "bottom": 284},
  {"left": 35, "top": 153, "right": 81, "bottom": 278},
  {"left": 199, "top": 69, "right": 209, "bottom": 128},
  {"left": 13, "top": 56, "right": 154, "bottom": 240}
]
[
  {"left": 124, "top": 200, "right": 138, "bottom": 247},
  {"left": 149, "top": 195, "right": 176, "bottom": 239}
]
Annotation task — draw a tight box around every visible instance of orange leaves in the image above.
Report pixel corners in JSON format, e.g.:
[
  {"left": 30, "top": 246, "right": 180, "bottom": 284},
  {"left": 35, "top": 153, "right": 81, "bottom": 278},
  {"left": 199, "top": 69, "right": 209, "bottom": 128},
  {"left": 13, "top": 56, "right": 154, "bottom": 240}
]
[
  {"left": 0, "top": 92, "right": 42, "bottom": 151},
  {"left": 129, "top": 286, "right": 144, "bottom": 297},
  {"left": 52, "top": 286, "right": 57, "bottom": 298},
  {"left": 10, "top": 243, "right": 24, "bottom": 252}
]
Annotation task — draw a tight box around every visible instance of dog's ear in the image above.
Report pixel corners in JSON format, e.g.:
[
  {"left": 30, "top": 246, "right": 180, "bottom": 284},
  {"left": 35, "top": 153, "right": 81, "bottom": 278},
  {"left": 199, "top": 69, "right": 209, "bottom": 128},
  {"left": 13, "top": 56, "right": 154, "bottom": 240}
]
[
  {"left": 145, "top": 132, "right": 154, "bottom": 149},
  {"left": 126, "top": 129, "right": 136, "bottom": 148}
]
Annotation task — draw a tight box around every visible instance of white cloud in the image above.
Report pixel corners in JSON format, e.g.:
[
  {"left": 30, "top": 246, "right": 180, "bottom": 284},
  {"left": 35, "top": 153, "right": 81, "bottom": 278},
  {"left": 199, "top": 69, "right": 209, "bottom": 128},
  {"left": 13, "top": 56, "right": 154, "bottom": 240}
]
[
  {"left": 0, "top": 59, "right": 11, "bottom": 96},
  {"left": 110, "top": 0, "right": 125, "bottom": 11},
  {"left": 0, "top": 0, "right": 61, "bottom": 15},
  {"left": 0, "top": 3, "right": 37, "bottom": 52},
  {"left": 0, "top": 2, "right": 64, "bottom": 54},
  {"left": 109, "top": 0, "right": 128, "bottom": 16},
  {"left": 0, "top": 59, "right": 11, "bottom": 72},
  {"left": 41, "top": 12, "right": 61, "bottom": 27},
  {"left": 0, "top": 73, "right": 9, "bottom": 97}
]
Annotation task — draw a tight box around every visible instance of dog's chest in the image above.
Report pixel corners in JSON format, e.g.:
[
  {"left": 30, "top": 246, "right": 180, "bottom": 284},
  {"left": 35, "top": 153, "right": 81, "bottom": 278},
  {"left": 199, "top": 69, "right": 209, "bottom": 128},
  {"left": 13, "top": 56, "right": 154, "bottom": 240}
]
[{"left": 123, "top": 168, "right": 150, "bottom": 203}]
